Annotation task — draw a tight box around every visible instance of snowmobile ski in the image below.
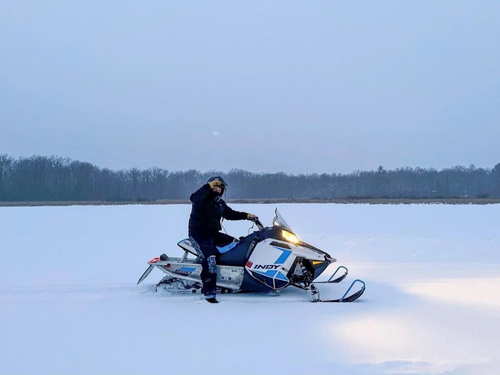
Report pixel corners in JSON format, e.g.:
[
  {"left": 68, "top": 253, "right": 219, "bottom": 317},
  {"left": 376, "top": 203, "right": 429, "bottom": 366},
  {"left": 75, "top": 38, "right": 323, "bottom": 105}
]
[
  {"left": 311, "top": 279, "right": 366, "bottom": 303},
  {"left": 314, "top": 265, "right": 348, "bottom": 284}
]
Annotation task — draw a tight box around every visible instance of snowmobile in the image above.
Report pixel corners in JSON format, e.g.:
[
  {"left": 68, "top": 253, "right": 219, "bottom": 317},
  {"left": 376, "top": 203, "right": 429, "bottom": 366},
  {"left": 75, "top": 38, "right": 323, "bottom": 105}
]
[{"left": 137, "top": 209, "right": 365, "bottom": 303}]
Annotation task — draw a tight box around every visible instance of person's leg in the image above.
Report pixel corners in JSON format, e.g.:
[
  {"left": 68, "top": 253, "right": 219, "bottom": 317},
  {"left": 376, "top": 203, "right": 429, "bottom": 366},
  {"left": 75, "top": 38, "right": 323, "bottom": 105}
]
[{"left": 190, "top": 235, "right": 219, "bottom": 302}]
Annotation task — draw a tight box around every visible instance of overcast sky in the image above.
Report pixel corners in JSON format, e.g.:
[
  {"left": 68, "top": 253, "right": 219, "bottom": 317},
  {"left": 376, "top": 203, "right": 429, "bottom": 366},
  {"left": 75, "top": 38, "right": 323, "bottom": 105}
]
[{"left": 1, "top": 1, "right": 499, "bottom": 174}]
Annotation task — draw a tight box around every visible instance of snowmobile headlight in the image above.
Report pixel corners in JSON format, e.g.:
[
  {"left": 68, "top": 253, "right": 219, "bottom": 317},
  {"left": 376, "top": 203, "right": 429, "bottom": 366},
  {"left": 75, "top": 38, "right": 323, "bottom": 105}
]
[{"left": 282, "top": 230, "right": 299, "bottom": 244}]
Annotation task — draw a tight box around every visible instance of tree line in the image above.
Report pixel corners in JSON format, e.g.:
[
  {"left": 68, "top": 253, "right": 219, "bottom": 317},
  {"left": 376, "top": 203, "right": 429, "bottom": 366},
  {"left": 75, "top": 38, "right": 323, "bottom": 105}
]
[{"left": 0, "top": 154, "right": 499, "bottom": 202}]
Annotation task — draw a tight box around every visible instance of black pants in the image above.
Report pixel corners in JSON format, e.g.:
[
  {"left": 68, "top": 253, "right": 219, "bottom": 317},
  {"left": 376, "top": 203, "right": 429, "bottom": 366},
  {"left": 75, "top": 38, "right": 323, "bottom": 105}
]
[{"left": 189, "top": 232, "right": 235, "bottom": 298}]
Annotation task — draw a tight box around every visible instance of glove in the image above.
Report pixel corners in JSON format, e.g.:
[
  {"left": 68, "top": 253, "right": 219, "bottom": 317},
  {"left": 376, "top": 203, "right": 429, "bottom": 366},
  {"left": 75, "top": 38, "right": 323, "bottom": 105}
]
[
  {"left": 208, "top": 179, "right": 222, "bottom": 189},
  {"left": 247, "top": 213, "right": 258, "bottom": 221}
]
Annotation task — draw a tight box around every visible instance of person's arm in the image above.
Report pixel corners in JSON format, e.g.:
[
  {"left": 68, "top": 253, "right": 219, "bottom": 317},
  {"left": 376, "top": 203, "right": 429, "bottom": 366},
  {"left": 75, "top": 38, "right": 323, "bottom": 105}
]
[
  {"left": 221, "top": 201, "right": 249, "bottom": 221},
  {"left": 190, "top": 184, "right": 211, "bottom": 206}
]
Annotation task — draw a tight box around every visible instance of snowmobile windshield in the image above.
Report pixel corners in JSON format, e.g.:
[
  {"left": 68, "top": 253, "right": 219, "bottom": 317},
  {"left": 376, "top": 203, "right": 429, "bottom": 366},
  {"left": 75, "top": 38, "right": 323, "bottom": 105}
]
[{"left": 272, "top": 208, "right": 294, "bottom": 233}]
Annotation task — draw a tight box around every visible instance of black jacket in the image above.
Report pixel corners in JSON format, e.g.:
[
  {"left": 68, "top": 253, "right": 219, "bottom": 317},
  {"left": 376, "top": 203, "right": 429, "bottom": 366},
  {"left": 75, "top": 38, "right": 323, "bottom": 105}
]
[{"left": 188, "top": 184, "right": 248, "bottom": 237}]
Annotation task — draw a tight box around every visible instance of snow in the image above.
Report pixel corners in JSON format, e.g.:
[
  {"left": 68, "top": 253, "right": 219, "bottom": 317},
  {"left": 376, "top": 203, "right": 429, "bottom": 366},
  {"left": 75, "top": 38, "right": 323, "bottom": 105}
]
[{"left": 1, "top": 203, "right": 499, "bottom": 375}]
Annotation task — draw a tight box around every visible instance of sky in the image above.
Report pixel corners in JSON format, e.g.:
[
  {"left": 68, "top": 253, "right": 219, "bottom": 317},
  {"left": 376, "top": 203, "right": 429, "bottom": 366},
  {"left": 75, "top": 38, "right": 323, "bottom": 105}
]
[
  {"left": 1, "top": 1, "right": 499, "bottom": 174},
  {"left": 1, "top": 204, "right": 500, "bottom": 374}
]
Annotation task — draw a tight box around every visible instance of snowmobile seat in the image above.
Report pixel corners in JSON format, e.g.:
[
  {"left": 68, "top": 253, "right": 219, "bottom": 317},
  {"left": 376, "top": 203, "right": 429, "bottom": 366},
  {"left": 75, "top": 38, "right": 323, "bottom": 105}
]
[{"left": 218, "top": 232, "right": 260, "bottom": 267}]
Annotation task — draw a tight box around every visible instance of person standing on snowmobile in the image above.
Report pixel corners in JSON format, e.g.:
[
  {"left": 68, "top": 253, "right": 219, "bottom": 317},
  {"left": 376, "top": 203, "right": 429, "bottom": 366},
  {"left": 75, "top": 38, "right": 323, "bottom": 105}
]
[{"left": 189, "top": 176, "right": 257, "bottom": 303}]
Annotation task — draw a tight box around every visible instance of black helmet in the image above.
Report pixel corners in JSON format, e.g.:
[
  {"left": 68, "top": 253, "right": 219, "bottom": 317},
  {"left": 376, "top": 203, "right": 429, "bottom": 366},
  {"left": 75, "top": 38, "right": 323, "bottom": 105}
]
[
  {"left": 207, "top": 175, "right": 228, "bottom": 187},
  {"left": 207, "top": 176, "right": 228, "bottom": 193}
]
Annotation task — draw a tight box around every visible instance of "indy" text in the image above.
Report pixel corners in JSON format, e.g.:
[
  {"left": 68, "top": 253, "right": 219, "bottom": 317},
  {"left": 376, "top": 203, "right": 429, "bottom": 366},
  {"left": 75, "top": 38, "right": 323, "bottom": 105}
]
[{"left": 254, "top": 264, "right": 280, "bottom": 270}]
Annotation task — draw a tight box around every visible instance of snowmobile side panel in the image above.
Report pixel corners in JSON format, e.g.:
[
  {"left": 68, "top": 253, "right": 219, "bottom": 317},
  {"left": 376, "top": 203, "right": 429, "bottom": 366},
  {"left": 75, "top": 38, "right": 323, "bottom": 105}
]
[
  {"left": 151, "top": 255, "right": 246, "bottom": 291},
  {"left": 245, "top": 238, "right": 296, "bottom": 289}
]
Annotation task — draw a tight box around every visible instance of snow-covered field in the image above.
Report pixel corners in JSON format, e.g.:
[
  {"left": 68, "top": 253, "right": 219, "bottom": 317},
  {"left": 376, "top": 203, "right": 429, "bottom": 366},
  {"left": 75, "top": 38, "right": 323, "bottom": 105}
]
[{"left": 1, "top": 203, "right": 499, "bottom": 375}]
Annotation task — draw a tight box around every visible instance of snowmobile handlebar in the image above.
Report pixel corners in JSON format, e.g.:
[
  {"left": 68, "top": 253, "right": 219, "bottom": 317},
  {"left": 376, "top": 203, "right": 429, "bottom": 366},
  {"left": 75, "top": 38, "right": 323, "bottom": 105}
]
[{"left": 248, "top": 216, "right": 264, "bottom": 230}]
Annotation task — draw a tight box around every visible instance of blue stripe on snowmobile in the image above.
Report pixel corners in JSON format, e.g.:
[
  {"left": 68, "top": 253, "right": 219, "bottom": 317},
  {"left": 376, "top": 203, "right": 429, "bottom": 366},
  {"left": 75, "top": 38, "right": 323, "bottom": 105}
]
[
  {"left": 273, "top": 248, "right": 292, "bottom": 264},
  {"left": 216, "top": 241, "right": 238, "bottom": 254},
  {"left": 276, "top": 272, "right": 288, "bottom": 281},
  {"left": 177, "top": 267, "right": 197, "bottom": 272}
]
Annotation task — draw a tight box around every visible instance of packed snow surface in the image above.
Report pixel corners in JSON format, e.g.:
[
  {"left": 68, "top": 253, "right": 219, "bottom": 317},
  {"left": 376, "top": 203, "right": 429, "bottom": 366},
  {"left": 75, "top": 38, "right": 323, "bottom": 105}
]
[{"left": 1, "top": 203, "right": 499, "bottom": 375}]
